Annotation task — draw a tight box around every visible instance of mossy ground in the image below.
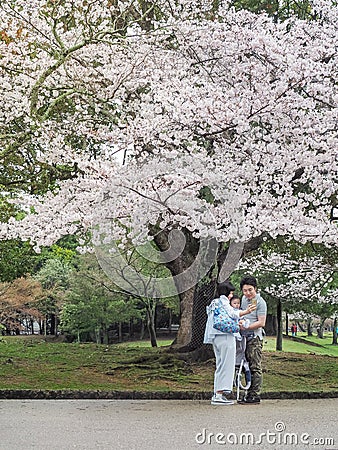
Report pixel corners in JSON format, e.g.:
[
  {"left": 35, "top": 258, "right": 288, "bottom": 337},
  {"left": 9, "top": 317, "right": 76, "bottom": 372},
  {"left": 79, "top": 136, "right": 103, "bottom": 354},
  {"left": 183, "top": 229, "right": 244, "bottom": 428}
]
[{"left": 0, "top": 335, "right": 337, "bottom": 393}]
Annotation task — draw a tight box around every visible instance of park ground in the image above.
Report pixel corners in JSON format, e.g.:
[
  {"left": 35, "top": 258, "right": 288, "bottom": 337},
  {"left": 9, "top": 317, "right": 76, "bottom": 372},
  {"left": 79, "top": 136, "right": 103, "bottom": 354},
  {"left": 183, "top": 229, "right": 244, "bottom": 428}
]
[{"left": 0, "top": 334, "right": 337, "bottom": 397}]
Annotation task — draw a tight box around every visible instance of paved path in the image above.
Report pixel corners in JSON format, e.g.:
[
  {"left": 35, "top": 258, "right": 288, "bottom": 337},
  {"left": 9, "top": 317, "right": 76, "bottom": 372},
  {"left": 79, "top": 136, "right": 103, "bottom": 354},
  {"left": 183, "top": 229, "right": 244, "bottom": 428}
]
[{"left": 0, "top": 398, "right": 337, "bottom": 450}]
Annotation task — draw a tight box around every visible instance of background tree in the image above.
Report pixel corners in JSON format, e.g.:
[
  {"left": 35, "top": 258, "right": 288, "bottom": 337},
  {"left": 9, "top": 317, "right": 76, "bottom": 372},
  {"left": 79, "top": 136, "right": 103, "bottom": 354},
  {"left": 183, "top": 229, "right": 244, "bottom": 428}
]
[
  {"left": 60, "top": 255, "right": 141, "bottom": 343},
  {"left": 0, "top": 240, "right": 40, "bottom": 282},
  {"left": 34, "top": 258, "right": 72, "bottom": 335},
  {"left": 0, "top": 276, "right": 43, "bottom": 334},
  {"left": 96, "top": 239, "right": 180, "bottom": 346}
]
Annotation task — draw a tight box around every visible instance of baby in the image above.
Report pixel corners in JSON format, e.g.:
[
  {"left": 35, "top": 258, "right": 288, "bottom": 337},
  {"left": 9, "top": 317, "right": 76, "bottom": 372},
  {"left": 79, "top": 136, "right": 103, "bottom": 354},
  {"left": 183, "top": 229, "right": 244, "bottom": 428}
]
[{"left": 230, "top": 294, "right": 250, "bottom": 340}]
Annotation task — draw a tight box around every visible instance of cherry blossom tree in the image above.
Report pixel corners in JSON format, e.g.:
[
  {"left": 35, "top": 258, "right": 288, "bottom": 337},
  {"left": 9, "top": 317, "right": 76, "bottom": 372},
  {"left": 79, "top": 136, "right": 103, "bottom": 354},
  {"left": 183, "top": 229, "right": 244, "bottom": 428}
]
[{"left": 0, "top": 0, "right": 337, "bottom": 350}]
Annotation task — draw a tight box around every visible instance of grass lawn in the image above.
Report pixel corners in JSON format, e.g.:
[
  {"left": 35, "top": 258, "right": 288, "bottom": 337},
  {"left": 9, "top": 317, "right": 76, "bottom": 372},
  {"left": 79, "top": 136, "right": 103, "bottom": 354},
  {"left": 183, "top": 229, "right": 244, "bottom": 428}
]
[
  {"left": 263, "top": 334, "right": 338, "bottom": 357},
  {"left": 0, "top": 335, "right": 337, "bottom": 394}
]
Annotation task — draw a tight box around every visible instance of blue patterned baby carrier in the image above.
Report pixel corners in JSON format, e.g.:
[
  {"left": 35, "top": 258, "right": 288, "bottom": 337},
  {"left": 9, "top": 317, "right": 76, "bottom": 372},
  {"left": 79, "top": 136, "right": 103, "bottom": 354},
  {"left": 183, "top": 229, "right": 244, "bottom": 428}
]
[{"left": 212, "top": 298, "right": 240, "bottom": 334}]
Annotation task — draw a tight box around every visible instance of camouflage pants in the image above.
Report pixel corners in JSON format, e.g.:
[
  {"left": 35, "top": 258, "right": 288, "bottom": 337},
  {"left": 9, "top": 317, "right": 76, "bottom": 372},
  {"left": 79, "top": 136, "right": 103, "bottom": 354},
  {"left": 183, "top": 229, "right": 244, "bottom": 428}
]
[{"left": 245, "top": 336, "right": 263, "bottom": 397}]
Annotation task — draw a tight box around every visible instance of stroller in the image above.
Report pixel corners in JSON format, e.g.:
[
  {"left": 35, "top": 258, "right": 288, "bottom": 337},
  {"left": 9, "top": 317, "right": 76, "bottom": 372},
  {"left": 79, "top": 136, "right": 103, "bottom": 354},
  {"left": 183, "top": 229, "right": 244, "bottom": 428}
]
[{"left": 233, "top": 333, "right": 252, "bottom": 401}]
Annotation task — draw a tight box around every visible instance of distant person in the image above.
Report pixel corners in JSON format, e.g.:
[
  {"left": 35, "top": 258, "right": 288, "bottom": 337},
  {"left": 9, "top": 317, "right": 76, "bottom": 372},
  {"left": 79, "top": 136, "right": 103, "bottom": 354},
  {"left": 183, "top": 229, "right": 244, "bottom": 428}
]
[
  {"left": 203, "top": 281, "right": 255, "bottom": 405},
  {"left": 238, "top": 275, "right": 267, "bottom": 404},
  {"left": 291, "top": 324, "right": 297, "bottom": 337}
]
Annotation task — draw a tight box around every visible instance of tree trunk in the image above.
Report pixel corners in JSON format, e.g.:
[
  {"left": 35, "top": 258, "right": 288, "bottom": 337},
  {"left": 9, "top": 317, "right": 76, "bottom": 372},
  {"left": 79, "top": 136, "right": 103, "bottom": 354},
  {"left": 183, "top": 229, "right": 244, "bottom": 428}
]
[
  {"left": 95, "top": 328, "right": 101, "bottom": 344},
  {"left": 170, "top": 279, "right": 216, "bottom": 356},
  {"left": 129, "top": 319, "right": 134, "bottom": 338},
  {"left": 317, "top": 317, "right": 326, "bottom": 338},
  {"left": 317, "top": 327, "right": 323, "bottom": 338},
  {"left": 168, "top": 308, "right": 173, "bottom": 333},
  {"left": 174, "top": 287, "right": 194, "bottom": 346},
  {"left": 285, "top": 312, "right": 289, "bottom": 336},
  {"left": 307, "top": 317, "right": 313, "bottom": 336},
  {"left": 297, "top": 322, "right": 306, "bottom": 332},
  {"left": 118, "top": 322, "right": 123, "bottom": 342},
  {"left": 276, "top": 299, "right": 283, "bottom": 351},
  {"left": 153, "top": 228, "right": 200, "bottom": 349},
  {"left": 50, "top": 313, "right": 56, "bottom": 335},
  {"left": 139, "top": 320, "right": 145, "bottom": 340},
  {"left": 265, "top": 314, "right": 277, "bottom": 336},
  {"left": 332, "top": 317, "right": 337, "bottom": 345},
  {"left": 102, "top": 328, "right": 109, "bottom": 345},
  {"left": 146, "top": 305, "right": 158, "bottom": 347}
]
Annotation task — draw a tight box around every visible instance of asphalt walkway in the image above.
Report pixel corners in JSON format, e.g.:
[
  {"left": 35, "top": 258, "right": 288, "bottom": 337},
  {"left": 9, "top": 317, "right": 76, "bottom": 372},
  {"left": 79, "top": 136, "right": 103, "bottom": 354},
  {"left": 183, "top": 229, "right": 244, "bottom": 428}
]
[{"left": 0, "top": 398, "right": 337, "bottom": 450}]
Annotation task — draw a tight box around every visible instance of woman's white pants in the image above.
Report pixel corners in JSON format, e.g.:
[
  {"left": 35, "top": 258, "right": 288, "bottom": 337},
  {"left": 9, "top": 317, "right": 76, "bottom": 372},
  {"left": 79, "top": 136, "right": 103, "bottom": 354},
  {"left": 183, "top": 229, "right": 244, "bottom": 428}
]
[{"left": 212, "top": 333, "right": 236, "bottom": 393}]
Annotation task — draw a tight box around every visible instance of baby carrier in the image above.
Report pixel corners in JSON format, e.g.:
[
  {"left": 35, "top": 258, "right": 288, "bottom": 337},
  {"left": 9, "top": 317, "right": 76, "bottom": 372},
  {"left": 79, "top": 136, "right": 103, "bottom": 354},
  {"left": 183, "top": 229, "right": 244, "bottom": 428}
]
[{"left": 233, "top": 332, "right": 253, "bottom": 401}]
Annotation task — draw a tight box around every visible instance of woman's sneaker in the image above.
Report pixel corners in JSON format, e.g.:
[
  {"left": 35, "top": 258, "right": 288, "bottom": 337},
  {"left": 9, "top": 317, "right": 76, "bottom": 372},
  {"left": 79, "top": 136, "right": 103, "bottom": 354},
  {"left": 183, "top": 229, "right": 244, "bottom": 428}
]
[{"left": 211, "top": 393, "right": 234, "bottom": 405}]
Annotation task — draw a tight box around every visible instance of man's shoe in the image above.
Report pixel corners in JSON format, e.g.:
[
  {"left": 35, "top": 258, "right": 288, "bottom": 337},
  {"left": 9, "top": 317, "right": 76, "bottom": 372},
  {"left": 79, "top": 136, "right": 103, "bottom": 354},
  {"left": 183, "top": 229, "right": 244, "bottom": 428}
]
[
  {"left": 224, "top": 391, "right": 236, "bottom": 401},
  {"left": 238, "top": 395, "right": 261, "bottom": 404},
  {"left": 211, "top": 393, "right": 234, "bottom": 405}
]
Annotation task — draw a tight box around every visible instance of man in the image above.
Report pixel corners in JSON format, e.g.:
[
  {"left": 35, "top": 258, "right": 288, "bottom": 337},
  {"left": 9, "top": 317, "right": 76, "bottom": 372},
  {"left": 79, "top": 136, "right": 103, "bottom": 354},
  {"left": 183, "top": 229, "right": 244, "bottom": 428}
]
[{"left": 239, "top": 275, "right": 267, "bottom": 404}]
